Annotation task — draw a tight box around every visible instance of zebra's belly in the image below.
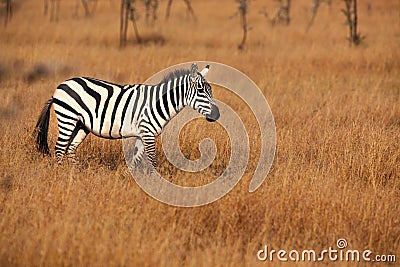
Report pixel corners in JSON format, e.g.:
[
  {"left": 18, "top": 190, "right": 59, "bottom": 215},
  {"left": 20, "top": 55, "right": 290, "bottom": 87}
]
[{"left": 85, "top": 118, "right": 140, "bottom": 139}]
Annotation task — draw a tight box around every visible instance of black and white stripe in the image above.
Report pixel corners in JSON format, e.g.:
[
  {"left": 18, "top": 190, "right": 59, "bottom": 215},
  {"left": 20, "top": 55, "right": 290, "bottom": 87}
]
[{"left": 34, "top": 63, "right": 220, "bottom": 167}]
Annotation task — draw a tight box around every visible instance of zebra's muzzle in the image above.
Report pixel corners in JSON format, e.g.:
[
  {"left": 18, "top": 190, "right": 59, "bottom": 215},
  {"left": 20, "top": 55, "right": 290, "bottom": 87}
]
[{"left": 206, "top": 104, "right": 220, "bottom": 122}]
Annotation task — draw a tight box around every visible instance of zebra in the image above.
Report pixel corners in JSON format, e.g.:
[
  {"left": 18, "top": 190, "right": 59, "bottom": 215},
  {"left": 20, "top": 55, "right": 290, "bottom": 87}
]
[{"left": 34, "top": 63, "right": 220, "bottom": 168}]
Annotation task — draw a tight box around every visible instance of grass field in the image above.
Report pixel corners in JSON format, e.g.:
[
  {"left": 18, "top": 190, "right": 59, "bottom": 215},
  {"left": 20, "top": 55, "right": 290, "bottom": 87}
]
[{"left": 0, "top": 0, "right": 399, "bottom": 266}]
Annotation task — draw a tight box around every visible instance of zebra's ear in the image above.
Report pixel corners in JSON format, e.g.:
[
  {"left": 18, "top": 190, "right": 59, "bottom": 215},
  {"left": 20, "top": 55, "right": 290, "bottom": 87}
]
[
  {"left": 190, "top": 63, "right": 198, "bottom": 78},
  {"left": 200, "top": 64, "right": 210, "bottom": 77}
]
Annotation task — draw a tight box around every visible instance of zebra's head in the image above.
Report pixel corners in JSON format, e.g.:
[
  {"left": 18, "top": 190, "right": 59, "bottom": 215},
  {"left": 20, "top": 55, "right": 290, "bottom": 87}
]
[{"left": 187, "top": 63, "right": 220, "bottom": 122}]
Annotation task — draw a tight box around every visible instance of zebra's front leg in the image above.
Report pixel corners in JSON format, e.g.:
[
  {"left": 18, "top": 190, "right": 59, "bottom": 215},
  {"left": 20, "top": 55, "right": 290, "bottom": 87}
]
[
  {"left": 66, "top": 145, "right": 79, "bottom": 165},
  {"left": 141, "top": 134, "right": 157, "bottom": 172},
  {"left": 131, "top": 137, "right": 145, "bottom": 165}
]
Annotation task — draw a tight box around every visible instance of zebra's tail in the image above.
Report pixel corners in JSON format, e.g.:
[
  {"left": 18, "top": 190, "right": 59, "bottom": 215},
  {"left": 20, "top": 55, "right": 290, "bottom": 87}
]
[{"left": 34, "top": 98, "right": 53, "bottom": 155}]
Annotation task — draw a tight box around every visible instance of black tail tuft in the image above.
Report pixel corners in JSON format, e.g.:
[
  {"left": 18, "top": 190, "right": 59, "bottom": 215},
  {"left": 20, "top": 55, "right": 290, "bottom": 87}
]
[{"left": 33, "top": 98, "right": 53, "bottom": 155}]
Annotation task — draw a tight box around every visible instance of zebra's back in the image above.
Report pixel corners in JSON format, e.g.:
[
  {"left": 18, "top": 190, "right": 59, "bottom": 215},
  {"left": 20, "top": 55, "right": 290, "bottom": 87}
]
[{"left": 53, "top": 77, "right": 143, "bottom": 139}]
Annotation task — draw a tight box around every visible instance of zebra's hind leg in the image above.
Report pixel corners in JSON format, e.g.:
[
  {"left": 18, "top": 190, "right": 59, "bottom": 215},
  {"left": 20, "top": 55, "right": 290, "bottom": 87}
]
[
  {"left": 65, "top": 123, "right": 89, "bottom": 166},
  {"left": 55, "top": 118, "right": 87, "bottom": 166},
  {"left": 55, "top": 119, "right": 79, "bottom": 164}
]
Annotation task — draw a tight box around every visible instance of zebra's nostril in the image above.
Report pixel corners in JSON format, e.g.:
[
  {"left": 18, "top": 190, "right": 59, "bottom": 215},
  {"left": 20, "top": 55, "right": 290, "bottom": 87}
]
[{"left": 206, "top": 105, "right": 220, "bottom": 122}]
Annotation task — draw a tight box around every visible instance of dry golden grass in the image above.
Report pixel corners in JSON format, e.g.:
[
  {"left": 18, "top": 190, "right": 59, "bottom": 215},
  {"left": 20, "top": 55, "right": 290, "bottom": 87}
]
[{"left": 0, "top": 0, "right": 399, "bottom": 266}]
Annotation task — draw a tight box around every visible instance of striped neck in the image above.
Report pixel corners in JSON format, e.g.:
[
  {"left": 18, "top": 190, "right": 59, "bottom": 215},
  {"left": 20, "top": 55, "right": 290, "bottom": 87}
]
[{"left": 146, "top": 75, "right": 191, "bottom": 135}]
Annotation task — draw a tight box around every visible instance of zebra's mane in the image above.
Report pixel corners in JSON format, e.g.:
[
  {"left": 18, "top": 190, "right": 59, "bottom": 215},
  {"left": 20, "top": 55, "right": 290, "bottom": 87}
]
[{"left": 159, "top": 69, "right": 190, "bottom": 85}]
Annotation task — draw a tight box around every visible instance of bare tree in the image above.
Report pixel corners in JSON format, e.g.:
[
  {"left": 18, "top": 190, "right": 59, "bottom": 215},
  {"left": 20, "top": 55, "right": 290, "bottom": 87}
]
[
  {"left": 44, "top": 0, "right": 60, "bottom": 21},
  {"left": 236, "top": 0, "right": 248, "bottom": 49},
  {"left": 165, "top": 0, "right": 196, "bottom": 21},
  {"left": 271, "top": 0, "right": 291, "bottom": 25},
  {"left": 342, "top": 0, "right": 363, "bottom": 45},
  {"left": 74, "top": 0, "right": 98, "bottom": 17},
  {"left": 144, "top": 0, "right": 159, "bottom": 25},
  {"left": 306, "top": 0, "right": 332, "bottom": 32},
  {"left": 44, "top": 0, "right": 97, "bottom": 21},
  {"left": 120, "top": 0, "right": 141, "bottom": 47},
  {"left": 44, "top": 0, "right": 48, "bottom": 14},
  {"left": 3, "top": 0, "right": 12, "bottom": 26},
  {"left": 262, "top": 0, "right": 291, "bottom": 26}
]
